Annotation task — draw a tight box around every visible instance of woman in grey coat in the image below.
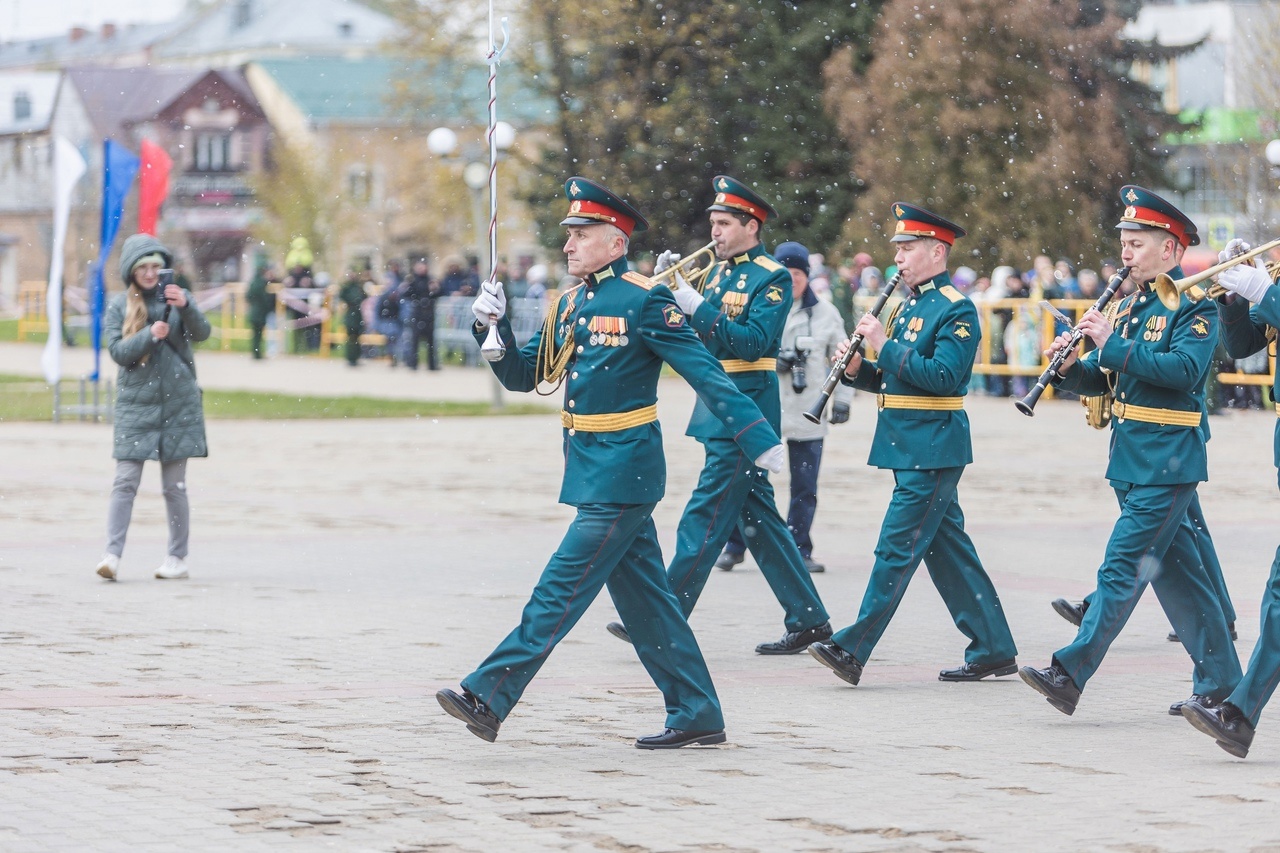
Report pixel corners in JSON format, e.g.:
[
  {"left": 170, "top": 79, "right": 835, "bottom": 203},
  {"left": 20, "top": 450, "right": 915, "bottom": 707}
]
[{"left": 95, "top": 233, "right": 211, "bottom": 581}]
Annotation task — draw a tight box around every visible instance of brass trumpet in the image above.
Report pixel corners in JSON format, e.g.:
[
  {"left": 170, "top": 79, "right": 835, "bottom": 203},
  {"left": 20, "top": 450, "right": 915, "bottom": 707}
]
[
  {"left": 650, "top": 241, "right": 720, "bottom": 293},
  {"left": 1153, "top": 237, "right": 1280, "bottom": 310}
]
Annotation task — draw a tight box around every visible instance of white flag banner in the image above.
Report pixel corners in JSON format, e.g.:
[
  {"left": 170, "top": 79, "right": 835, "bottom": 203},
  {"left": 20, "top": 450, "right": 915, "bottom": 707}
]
[{"left": 41, "top": 136, "right": 88, "bottom": 386}]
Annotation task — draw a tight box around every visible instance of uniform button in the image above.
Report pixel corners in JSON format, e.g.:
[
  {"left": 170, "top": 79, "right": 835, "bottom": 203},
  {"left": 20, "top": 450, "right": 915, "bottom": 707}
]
[
  {"left": 587, "top": 291, "right": 595, "bottom": 300},
  {"left": 568, "top": 428, "right": 576, "bottom": 436},
  {"left": 571, "top": 371, "right": 579, "bottom": 379},
  {"left": 1139, "top": 295, "right": 1146, "bottom": 303},
  {"left": 881, "top": 383, "right": 887, "bottom": 389},
  {"left": 576, "top": 345, "right": 584, "bottom": 353},
  {"left": 568, "top": 400, "right": 576, "bottom": 408},
  {"left": 1130, "top": 317, "right": 1139, "bottom": 324},
  {"left": 578, "top": 317, "right": 586, "bottom": 325},
  {"left": 909, "top": 299, "right": 916, "bottom": 306}
]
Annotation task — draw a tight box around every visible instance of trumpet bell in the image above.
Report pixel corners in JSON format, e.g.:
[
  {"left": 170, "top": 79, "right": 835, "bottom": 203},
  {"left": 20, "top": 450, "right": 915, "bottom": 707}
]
[
  {"left": 650, "top": 241, "right": 719, "bottom": 293},
  {"left": 1154, "top": 236, "right": 1280, "bottom": 310}
]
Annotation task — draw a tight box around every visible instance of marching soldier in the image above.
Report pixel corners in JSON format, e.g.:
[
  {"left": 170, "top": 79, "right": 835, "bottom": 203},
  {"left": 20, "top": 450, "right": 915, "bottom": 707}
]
[
  {"left": 1051, "top": 226, "right": 1239, "bottom": 660},
  {"left": 605, "top": 176, "right": 832, "bottom": 655},
  {"left": 1020, "top": 186, "right": 1241, "bottom": 716},
  {"left": 807, "top": 203, "right": 1019, "bottom": 687},
  {"left": 1182, "top": 238, "right": 1280, "bottom": 758},
  {"left": 436, "top": 178, "right": 787, "bottom": 749}
]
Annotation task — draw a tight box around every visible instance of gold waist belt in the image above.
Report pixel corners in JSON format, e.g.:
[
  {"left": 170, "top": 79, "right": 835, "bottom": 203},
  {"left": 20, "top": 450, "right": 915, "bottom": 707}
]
[
  {"left": 877, "top": 394, "right": 964, "bottom": 411},
  {"left": 560, "top": 404, "right": 658, "bottom": 433},
  {"left": 1110, "top": 401, "right": 1200, "bottom": 428},
  {"left": 1275, "top": 402, "right": 1280, "bottom": 417},
  {"left": 720, "top": 358, "right": 777, "bottom": 373}
]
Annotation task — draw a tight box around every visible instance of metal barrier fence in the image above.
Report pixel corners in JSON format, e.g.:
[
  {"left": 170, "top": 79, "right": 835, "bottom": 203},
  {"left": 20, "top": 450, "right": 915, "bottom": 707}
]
[{"left": 15, "top": 285, "right": 1275, "bottom": 392}]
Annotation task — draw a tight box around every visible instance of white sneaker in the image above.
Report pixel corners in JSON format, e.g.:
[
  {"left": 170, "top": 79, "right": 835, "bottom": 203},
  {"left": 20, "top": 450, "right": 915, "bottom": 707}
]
[
  {"left": 155, "top": 555, "right": 189, "bottom": 580},
  {"left": 96, "top": 553, "right": 119, "bottom": 581}
]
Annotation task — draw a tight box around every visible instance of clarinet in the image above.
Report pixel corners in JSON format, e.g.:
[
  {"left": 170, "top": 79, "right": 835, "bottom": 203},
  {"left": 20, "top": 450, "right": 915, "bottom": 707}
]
[
  {"left": 1014, "top": 266, "right": 1131, "bottom": 417},
  {"left": 802, "top": 270, "right": 904, "bottom": 424}
]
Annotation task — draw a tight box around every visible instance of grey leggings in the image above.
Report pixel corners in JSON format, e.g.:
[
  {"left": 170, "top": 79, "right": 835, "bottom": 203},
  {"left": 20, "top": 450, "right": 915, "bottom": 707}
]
[{"left": 105, "top": 458, "right": 189, "bottom": 559}]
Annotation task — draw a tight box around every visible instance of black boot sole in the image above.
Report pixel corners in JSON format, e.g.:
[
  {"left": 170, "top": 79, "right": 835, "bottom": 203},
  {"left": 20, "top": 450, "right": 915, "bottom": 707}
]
[
  {"left": 605, "top": 622, "right": 632, "bottom": 644},
  {"left": 635, "top": 731, "right": 727, "bottom": 749},
  {"left": 1018, "top": 668, "right": 1077, "bottom": 716},
  {"left": 436, "top": 691, "right": 499, "bottom": 743},
  {"left": 938, "top": 661, "right": 1018, "bottom": 682},
  {"left": 1182, "top": 704, "right": 1250, "bottom": 758}
]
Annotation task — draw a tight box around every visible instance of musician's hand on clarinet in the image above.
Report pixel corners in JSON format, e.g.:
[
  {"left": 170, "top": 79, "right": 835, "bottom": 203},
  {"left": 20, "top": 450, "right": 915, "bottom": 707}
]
[
  {"left": 834, "top": 339, "right": 863, "bottom": 377},
  {"left": 854, "top": 312, "right": 887, "bottom": 352},
  {"left": 471, "top": 280, "right": 506, "bottom": 328},
  {"left": 1075, "top": 308, "right": 1112, "bottom": 350},
  {"left": 151, "top": 320, "right": 170, "bottom": 341}
]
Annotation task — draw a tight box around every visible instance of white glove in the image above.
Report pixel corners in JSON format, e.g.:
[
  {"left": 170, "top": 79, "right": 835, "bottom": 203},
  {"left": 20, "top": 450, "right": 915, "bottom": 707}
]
[
  {"left": 655, "top": 250, "right": 682, "bottom": 275},
  {"left": 1218, "top": 263, "right": 1274, "bottom": 303},
  {"left": 754, "top": 444, "right": 785, "bottom": 473},
  {"left": 672, "top": 283, "right": 704, "bottom": 315},
  {"left": 1219, "top": 238, "right": 1251, "bottom": 265},
  {"left": 471, "top": 280, "right": 507, "bottom": 327}
]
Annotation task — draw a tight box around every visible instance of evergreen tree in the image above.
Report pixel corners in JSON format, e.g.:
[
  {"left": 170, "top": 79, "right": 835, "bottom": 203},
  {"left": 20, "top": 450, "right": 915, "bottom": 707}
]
[
  {"left": 517, "top": 0, "right": 883, "bottom": 255},
  {"left": 824, "top": 0, "right": 1180, "bottom": 268}
]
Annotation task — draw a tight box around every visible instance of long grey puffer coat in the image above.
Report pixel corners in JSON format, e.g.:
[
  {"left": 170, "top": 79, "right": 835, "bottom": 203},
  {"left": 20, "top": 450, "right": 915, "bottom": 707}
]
[{"left": 106, "top": 234, "right": 212, "bottom": 461}]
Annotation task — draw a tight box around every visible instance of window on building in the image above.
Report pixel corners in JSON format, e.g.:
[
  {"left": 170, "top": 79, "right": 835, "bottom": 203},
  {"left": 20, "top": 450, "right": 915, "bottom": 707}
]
[
  {"left": 13, "top": 91, "right": 31, "bottom": 121},
  {"left": 195, "top": 132, "right": 233, "bottom": 171},
  {"left": 348, "top": 166, "right": 373, "bottom": 205}
]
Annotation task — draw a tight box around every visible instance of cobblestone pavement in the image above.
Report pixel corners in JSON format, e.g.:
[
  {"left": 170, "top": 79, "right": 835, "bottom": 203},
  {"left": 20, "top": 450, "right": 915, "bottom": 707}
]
[{"left": 3, "top": 343, "right": 1280, "bottom": 851}]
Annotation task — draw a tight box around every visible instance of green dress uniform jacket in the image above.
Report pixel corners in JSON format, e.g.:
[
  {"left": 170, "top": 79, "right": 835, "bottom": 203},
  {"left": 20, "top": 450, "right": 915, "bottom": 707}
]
[
  {"left": 1048, "top": 270, "right": 1240, "bottom": 697},
  {"left": 480, "top": 257, "right": 779, "bottom": 505},
  {"left": 1056, "top": 267, "right": 1215, "bottom": 486},
  {"left": 842, "top": 272, "right": 977, "bottom": 469},
  {"left": 460, "top": 257, "right": 781, "bottom": 732},
  {"left": 664, "top": 244, "right": 829, "bottom": 635},
  {"left": 829, "top": 271, "right": 1017, "bottom": 668},
  {"left": 685, "top": 244, "right": 789, "bottom": 438},
  {"left": 1218, "top": 287, "right": 1280, "bottom": 726}
]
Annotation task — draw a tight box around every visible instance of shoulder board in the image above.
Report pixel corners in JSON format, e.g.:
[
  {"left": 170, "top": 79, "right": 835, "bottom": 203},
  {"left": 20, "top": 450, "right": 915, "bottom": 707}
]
[
  {"left": 1185, "top": 284, "right": 1207, "bottom": 301},
  {"left": 938, "top": 285, "right": 964, "bottom": 303},
  {"left": 753, "top": 255, "right": 784, "bottom": 272},
  {"left": 621, "top": 271, "right": 656, "bottom": 290}
]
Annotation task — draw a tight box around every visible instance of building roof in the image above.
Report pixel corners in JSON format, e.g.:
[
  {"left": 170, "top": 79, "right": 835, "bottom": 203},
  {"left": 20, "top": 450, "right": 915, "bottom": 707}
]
[
  {"left": 65, "top": 66, "right": 204, "bottom": 140},
  {"left": 0, "top": 71, "right": 60, "bottom": 134},
  {"left": 0, "top": 21, "right": 184, "bottom": 71},
  {"left": 154, "top": 0, "right": 395, "bottom": 61},
  {"left": 252, "top": 56, "right": 553, "bottom": 126}
]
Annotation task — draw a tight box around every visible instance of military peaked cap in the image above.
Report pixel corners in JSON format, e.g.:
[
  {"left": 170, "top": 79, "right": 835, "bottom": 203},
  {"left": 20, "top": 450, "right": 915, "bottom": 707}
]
[
  {"left": 890, "top": 202, "right": 966, "bottom": 246},
  {"left": 1116, "top": 185, "right": 1199, "bottom": 248},
  {"left": 707, "top": 175, "right": 778, "bottom": 223},
  {"left": 561, "top": 177, "right": 649, "bottom": 236}
]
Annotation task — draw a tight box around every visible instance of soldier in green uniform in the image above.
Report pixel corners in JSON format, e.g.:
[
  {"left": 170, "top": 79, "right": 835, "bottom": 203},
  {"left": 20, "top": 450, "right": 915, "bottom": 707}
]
[
  {"left": 436, "top": 178, "right": 787, "bottom": 749},
  {"left": 1050, "top": 225, "right": 1239, "bottom": 702},
  {"left": 807, "top": 203, "right": 1019, "bottom": 687},
  {"left": 1182, "top": 237, "right": 1280, "bottom": 758},
  {"left": 605, "top": 176, "right": 832, "bottom": 656},
  {"left": 1020, "top": 186, "right": 1241, "bottom": 716}
]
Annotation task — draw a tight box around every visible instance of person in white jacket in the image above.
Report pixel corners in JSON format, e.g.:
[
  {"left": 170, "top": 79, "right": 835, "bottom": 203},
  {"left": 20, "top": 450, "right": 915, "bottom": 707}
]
[{"left": 715, "top": 242, "right": 853, "bottom": 574}]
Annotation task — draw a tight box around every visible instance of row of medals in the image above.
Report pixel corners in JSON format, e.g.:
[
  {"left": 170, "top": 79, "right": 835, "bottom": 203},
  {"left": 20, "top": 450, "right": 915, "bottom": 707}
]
[{"left": 589, "top": 316, "right": 629, "bottom": 347}]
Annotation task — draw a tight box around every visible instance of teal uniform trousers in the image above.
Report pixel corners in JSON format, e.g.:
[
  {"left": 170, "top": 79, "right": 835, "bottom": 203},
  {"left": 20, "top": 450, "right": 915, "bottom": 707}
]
[
  {"left": 463, "top": 503, "right": 723, "bottom": 730},
  {"left": 460, "top": 257, "right": 782, "bottom": 730},
  {"left": 836, "top": 272, "right": 1016, "bottom": 665},
  {"left": 830, "top": 466, "right": 1017, "bottom": 664},
  {"left": 1082, "top": 493, "right": 1236, "bottom": 626},
  {"left": 1219, "top": 286, "right": 1280, "bottom": 725},
  {"left": 1054, "top": 483, "right": 1239, "bottom": 696},
  {"left": 1053, "top": 271, "right": 1240, "bottom": 696},
  {"left": 669, "top": 244, "right": 828, "bottom": 631}
]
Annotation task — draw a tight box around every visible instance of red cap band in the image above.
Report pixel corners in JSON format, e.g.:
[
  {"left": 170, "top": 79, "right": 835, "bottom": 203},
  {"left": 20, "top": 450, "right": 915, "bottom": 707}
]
[
  {"left": 566, "top": 199, "right": 637, "bottom": 236},
  {"left": 713, "top": 192, "right": 768, "bottom": 223},
  {"left": 895, "top": 219, "right": 956, "bottom": 246},
  {"left": 1123, "top": 205, "right": 1189, "bottom": 248}
]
